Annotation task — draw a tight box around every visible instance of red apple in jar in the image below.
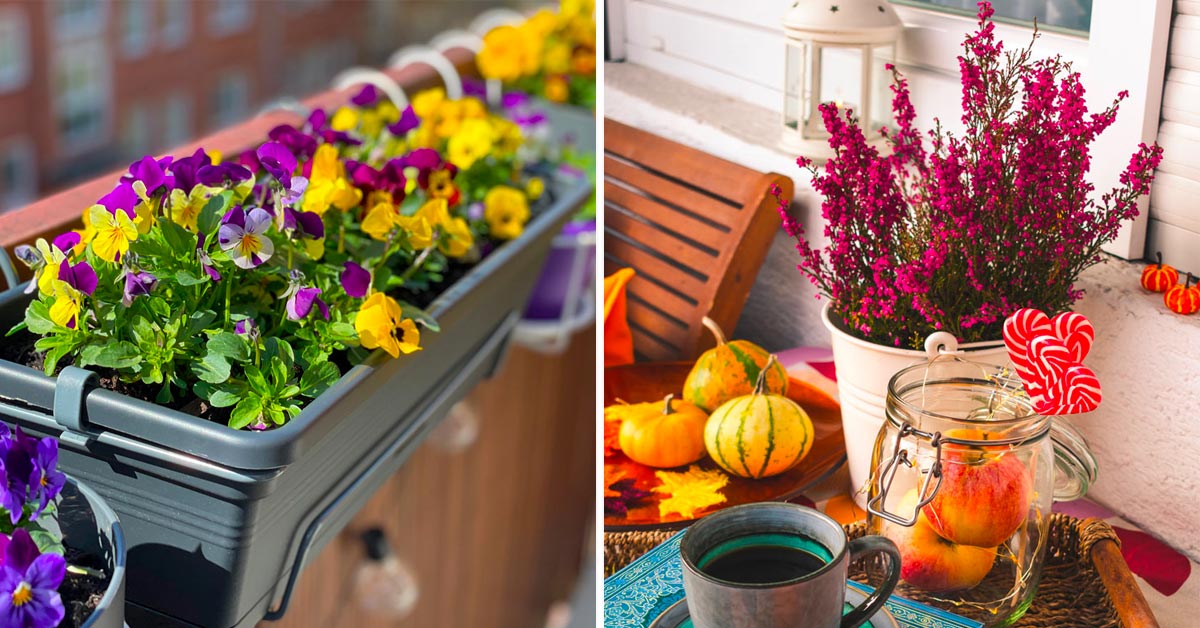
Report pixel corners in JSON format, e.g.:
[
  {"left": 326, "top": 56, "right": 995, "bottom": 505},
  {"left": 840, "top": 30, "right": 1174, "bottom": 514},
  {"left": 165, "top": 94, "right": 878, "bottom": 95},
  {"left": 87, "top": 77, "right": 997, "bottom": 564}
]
[
  {"left": 921, "top": 428, "right": 1032, "bottom": 548},
  {"left": 886, "top": 489, "right": 998, "bottom": 591}
]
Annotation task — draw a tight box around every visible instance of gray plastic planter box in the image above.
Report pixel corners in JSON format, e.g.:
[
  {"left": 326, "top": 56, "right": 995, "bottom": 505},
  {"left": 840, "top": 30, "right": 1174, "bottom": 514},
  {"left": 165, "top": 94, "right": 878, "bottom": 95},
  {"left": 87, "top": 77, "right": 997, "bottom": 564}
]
[
  {"left": 0, "top": 167, "right": 591, "bottom": 627},
  {"left": 57, "top": 478, "right": 127, "bottom": 628}
]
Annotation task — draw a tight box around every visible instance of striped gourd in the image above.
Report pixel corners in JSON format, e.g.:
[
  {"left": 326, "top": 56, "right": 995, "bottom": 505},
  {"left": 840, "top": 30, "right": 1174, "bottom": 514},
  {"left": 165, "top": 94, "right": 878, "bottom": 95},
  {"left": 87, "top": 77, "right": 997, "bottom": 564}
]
[
  {"left": 684, "top": 317, "right": 788, "bottom": 413},
  {"left": 704, "top": 355, "right": 814, "bottom": 479},
  {"left": 1165, "top": 273, "right": 1200, "bottom": 315}
]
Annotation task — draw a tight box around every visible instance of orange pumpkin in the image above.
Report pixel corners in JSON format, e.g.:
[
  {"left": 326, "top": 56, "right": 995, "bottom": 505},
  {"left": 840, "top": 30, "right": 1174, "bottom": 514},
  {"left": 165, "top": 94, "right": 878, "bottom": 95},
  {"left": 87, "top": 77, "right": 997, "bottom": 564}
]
[
  {"left": 617, "top": 394, "right": 709, "bottom": 468},
  {"left": 1141, "top": 252, "right": 1179, "bottom": 292},
  {"left": 1165, "top": 273, "right": 1200, "bottom": 315},
  {"left": 683, "top": 317, "right": 789, "bottom": 412}
]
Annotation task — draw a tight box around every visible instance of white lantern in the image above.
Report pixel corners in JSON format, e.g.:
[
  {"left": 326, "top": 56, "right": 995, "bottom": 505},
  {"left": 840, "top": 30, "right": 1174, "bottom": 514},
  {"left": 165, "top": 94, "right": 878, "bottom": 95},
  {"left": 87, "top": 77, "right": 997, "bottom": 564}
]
[{"left": 781, "top": 0, "right": 903, "bottom": 160}]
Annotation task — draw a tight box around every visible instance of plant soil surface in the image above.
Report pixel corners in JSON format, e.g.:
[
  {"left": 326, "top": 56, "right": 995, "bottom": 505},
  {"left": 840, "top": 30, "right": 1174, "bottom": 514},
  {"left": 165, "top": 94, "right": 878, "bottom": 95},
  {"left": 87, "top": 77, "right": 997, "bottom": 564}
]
[{"left": 59, "top": 546, "right": 111, "bottom": 628}]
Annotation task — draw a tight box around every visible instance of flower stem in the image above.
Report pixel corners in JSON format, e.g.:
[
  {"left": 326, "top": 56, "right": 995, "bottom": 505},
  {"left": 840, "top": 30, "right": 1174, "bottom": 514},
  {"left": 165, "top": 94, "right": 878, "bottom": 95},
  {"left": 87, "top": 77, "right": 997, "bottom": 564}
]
[
  {"left": 224, "top": 280, "right": 232, "bottom": 328},
  {"left": 401, "top": 245, "right": 436, "bottom": 281}
]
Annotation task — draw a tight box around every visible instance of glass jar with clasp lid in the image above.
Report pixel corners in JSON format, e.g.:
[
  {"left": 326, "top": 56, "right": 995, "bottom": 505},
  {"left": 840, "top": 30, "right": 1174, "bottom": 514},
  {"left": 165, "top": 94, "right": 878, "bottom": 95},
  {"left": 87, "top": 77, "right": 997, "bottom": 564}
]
[{"left": 865, "top": 332, "right": 1097, "bottom": 627}]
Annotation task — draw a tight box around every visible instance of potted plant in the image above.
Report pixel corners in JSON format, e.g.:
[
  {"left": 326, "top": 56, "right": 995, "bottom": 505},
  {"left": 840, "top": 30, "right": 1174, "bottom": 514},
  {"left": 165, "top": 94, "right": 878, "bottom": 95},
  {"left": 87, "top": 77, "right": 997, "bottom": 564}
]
[
  {"left": 0, "top": 79, "right": 592, "bottom": 627},
  {"left": 777, "top": 2, "right": 1163, "bottom": 499},
  {"left": 0, "top": 425, "right": 126, "bottom": 628}
]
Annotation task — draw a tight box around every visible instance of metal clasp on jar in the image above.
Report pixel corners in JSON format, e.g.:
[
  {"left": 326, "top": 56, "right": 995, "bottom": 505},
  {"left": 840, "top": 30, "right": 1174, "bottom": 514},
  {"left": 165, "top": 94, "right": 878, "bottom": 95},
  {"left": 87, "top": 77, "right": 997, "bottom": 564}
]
[{"left": 867, "top": 423, "right": 945, "bottom": 526}]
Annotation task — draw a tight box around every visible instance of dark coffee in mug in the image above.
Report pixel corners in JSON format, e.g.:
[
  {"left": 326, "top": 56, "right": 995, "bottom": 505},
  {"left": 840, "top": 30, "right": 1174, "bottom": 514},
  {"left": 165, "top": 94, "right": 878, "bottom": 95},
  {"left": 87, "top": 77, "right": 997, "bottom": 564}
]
[{"left": 697, "top": 532, "right": 831, "bottom": 584}]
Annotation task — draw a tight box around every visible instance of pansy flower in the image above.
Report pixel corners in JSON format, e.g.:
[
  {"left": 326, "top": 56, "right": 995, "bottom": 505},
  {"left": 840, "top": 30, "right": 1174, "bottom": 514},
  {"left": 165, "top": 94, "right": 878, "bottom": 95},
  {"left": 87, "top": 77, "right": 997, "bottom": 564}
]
[
  {"left": 0, "top": 529, "right": 66, "bottom": 628},
  {"left": 218, "top": 206, "right": 275, "bottom": 269},
  {"left": 281, "top": 207, "right": 324, "bottom": 241},
  {"left": 256, "top": 141, "right": 297, "bottom": 188},
  {"left": 57, "top": 259, "right": 97, "bottom": 297},
  {"left": 169, "top": 148, "right": 212, "bottom": 191},
  {"left": 96, "top": 182, "right": 139, "bottom": 220},
  {"left": 361, "top": 199, "right": 399, "bottom": 242},
  {"left": 198, "top": 162, "right": 255, "bottom": 201},
  {"left": 387, "top": 105, "right": 420, "bottom": 136},
  {"left": 26, "top": 438, "right": 65, "bottom": 521},
  {"left": 12, "top": 239, "right": 66, "bottom": 296},
  {"left": 301, "top": 144, "right": 362, "bottom": 216},
  {"left": 168, "top": 183, "right": 221, "bottom": 232},
  {"left": 88, "top": 204, "right": 138, "bottom": 263},
  {"left": 351, "top": 84, "right": 380, "bottom": 107},
  {"left": 484, "top": 185, "right": 531, "bottom": 240},
  {"left": 394, "top": 214, "right": 433, "bottom": 249},
  {"left": 267, "top": 125, "right": 318, "bottom": 162},
  {"left": 123, "top": 155, "right": 175, "bottom": 196},
  {"left": 439, "top": 216, "right": 475, "bottom": 258},
  {"left": 284, "top": 285, "right": 330, "bottom": 322},
  {"left": 355, "top": 293, "right": 421, "bottom": 358},
  {"left": 447, "top": 118, "right": 497, "bottom": 170},
  {"left": 195, "top": 233, "right": 221, "bottom": 282},
  {"left": 234, "top": 318, "right": 259, "bottom": 343},
  {"left": 340, "top": 262, "right": 371, "bottom": 298},
  {"left": 122, "top": 270, "right": 158, "bottom": 307}
]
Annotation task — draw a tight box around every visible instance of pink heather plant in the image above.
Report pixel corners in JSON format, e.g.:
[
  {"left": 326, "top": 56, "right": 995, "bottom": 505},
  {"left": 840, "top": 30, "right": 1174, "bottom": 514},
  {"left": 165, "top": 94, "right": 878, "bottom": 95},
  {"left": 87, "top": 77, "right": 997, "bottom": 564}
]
[{"left": 779, "top": 2, "right": 1164, "bottom": 348}]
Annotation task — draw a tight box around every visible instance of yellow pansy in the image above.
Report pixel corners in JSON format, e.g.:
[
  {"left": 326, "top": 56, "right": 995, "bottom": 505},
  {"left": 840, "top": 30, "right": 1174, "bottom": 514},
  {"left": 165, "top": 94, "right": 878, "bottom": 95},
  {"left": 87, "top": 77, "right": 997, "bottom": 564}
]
[
  {"left": 233, "top": 172, "right": 256, "bottom": 203},
  {"left": 331, "top": 106, "right": 359, "bottom": 132},
  {"left": 416, "top": 198, "right": 451, "bottom": 228},
  {"left": 32, "top": 239, "right": 66, "bottom": 296},
  {"left": 526, "top": 9, "right": 558, "bottom": 38},
  {"left": 394, "top": 214, "right": 433, "bottom": 249},
  {"left": 304, "top": 237, "right": 325, "bottom": 260},
  {"left": 484, "top": 185, "right": 531, "bottom": 241},
  {"left": 88, "top": 204, "right": 138, "bottom": 262},
  {"left": 544, "top": 41, "right": 572, "bottom": 75},
  {"left": 168, "top": 184, "right": 220, "bottom": 231},
  {"left": 478, "top": 25, "right": 529, "bottom": 82},
  {"left": 411, "top": 88, "right": 446, "bottom": 120},
  {"left": 73, "top": 209, "right": 96, "bottom": 256},
  {"left": 427, "top": 170, "right": 458, "bottom": 201},
  {"left": 303, "top": 144, "right": 363, "bottom": 215},
  {"left": 544, "top": 75, "right": 570, "bottom": 103},
  {"left": 361, "top": 201, "right": 398, "bottom": 241},
  {"left": 433, "top": 99, "right": 465, "bottom": 139},
  {"left": 439, "top": 216, "right": 474, "bottom": 258},
  {"left": 130, "top": 181, "right": 157, "bottom": 235},
  {"left": 560, "top": 0, "right": 594, "bottom": 19},
  {"left": 460, "top": 97, "right": 487, "bottom": 120},
  {"left": 526, "top": 177, "right": 545, "bottom": 201},
  {"left": 49, "top": 281, "right": 82, "bottom": 329},
  {"left": 492, "top": 117, "right": 523, "bottom": 154},
  {"left": 376, "top": 101, "right": 401, "bottom": 124},
  {"left": 447, "top": 118, "right": 495, "bottom": 170},
  {"left": 355, "top": 293, "right": 421, "bottom": 358}
]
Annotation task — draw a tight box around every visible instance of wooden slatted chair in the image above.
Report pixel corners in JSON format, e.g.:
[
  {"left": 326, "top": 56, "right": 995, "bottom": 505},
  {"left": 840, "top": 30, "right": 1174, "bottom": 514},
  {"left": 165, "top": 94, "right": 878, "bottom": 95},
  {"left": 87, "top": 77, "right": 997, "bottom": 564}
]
[{"left": 603, "top": 118, "right": 792, "bottom": 362}]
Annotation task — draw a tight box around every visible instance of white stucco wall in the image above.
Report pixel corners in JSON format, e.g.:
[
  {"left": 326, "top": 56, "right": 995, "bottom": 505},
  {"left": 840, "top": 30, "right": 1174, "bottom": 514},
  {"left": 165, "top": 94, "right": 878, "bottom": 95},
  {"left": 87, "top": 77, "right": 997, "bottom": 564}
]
[{"left": 607, "top": 62, "right": 1200, "bottom": 562}]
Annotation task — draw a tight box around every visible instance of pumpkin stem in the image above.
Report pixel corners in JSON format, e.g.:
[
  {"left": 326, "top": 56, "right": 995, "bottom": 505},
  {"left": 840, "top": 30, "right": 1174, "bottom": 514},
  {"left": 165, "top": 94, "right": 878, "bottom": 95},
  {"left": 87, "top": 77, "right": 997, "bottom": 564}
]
[
  {"left": 1188, "top": 272, "right": 1195, "bottom": 288},
  {"left": 701, "top": 316, "right": 727, "bottom": 346},
  {"left": 1155, "top": 251, "right": 1163, "bottom": 269},
  {"left": 753, "top": 355, "right": 779, "bottom": 396},
  {"left": 661, "top": 393, "right": 675, "bottom": 415}
]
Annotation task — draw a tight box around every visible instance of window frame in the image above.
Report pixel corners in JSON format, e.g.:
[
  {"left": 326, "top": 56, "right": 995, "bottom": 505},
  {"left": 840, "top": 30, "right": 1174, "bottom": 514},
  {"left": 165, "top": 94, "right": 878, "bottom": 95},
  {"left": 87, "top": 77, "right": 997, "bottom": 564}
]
[
  {"left": 0, "top": 7, "right": 30, "bottom": 94},
  {"left": 207, "top": 0, "right": 252, "bottom": 37},
  {"left": 120, "top": 0, "right": 153, "bottom": 59},
  {"left": 49, "top": 0, "right": 107, "bottom": 42},
  {"left": 159, "top": 0, "right": 191, "bottom": 49},
  {"left": 51, "top": 39, "right": 114, "bottom": 157},
  {"left": 0, "top": 136, "right": 36, "bottom": 213}
]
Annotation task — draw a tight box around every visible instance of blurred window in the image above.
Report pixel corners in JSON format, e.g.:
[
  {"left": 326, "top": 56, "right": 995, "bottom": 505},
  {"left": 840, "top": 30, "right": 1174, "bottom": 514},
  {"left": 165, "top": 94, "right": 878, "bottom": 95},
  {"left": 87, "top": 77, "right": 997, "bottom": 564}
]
[
  {"left": 162, "top": 92, "right": 192, "bottom": 149},
  {"left": 892, "top": 0, "right": 1092, "bottom": 34},
  {"left": 207, "top": 0, "right": 252, "bottom": 36},
  {"left": 51, "top": 0, "right": 106, "bottom": 41},
  {"left": 121, "top": 104, "right": 154, "bottom": 159},
  {"left": 210, "top": 71, "right": 250, "bottom": 129},
  {"left": 160, "top": 0, "right": 190, "bottom": 49},
  {"left": 121, "top": 0, "right": 151, "bottom": 58},
  {"left": 54, "top": 41, "right": 111, "bottom": 152},
  {"left": 0, "top": 137, "right": 36, "bottom": 213},
  {"left": 0, "top": 8, "right": 30, "bottom": 93}
]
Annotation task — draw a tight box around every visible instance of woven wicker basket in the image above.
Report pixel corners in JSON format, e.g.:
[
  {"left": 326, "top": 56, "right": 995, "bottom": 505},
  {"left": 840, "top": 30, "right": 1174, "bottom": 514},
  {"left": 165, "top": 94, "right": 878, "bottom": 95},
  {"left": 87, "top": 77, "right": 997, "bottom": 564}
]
[{"left": 605, "top": 513, "right": 1160, "bottom": 628}]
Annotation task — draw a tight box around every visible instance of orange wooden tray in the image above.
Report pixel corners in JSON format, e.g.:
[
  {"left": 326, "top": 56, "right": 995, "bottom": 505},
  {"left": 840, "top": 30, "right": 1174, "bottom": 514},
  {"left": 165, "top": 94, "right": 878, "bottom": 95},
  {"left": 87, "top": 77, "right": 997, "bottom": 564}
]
[{"left": 604, "top": 362, "right": 847, "bottom": 531}]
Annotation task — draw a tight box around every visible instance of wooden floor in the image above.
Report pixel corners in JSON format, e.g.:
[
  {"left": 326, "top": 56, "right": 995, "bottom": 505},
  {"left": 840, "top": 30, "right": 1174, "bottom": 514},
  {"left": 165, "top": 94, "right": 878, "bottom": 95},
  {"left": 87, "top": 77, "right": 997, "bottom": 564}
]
[{"left": 265, "top": 328, "right": 597, "bottom": 628}]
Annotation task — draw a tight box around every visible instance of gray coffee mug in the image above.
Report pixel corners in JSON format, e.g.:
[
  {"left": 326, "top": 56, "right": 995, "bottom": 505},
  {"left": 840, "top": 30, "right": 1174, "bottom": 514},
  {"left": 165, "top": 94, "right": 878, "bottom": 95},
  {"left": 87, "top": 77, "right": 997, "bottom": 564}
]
[{"left": 680, "top": 503, "right": 901, "bottom": 628}]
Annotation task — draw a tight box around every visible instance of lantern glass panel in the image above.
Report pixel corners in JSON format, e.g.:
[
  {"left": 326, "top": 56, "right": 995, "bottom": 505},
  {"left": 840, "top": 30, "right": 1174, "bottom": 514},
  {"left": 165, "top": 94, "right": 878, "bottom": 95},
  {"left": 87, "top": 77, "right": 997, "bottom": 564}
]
[
  {"left": 869, "top": 44, "right": 896, "bottom": 139},
  {"left": 818, "top": 45, "right": 863, "bottom": 117},
  {"left": 783, "top": 41, "right": 810, "bottom": 134}
]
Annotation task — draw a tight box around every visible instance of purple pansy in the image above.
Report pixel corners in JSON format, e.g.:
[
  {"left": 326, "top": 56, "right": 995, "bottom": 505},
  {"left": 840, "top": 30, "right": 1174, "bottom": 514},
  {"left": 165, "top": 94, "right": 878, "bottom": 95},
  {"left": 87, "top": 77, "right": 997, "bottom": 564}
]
[
  {"left": 169, "top": 148, "right": 213, "bottom": 191},
  {"left": 195, "top": 233, "right": 221, "bottom": 282},
  {"left": 122, "top": 270, "right": 158, "bottom": 307},
  {"left": 56, "top": 260, "right": 97, "bottom": 296},
  {"left": 402, "top": 148, "right": 442, "bottom": 171},
  {"left": 96, "top": 183, "right": 139, "bottom": 219},
  {"left": 51, "top": 233, "right": 80, "bottom": 255},
  {"left": 340, "top": 261, "right": 370, "bottom": 298},
  {"left": 306, "top": 108, "right": 328, "bottom": 131},
  {"left": 124, "top": 155, "right": 175, "bottom": 195},
  {"left": 0, "top": 529, "right": 66, "bottom": 628},
  {"left": 285, "top": 285, "right": 329, "bottom": 321},
  {"left": 387, "top": 106, "right": 419, "bottom": 135},
  {"left": 281, "top": 207, "right": 323, "bottom": 240},
  {"left": 197, "top": 162, "right": 252, "bottom": 187},
  {"left": 218, "top": 207, "right": 275, "bottom": 269},
  {"left": 26, "top": 439, "right": 64, "bottom": 522},
  {"left": 0, "top": 427, "right": 33, "bottom": 525},
  {"left": 281, "top": 176, "right": 308, "bottom": 205},
  {"left": 256, "top": 141, "right": 297, "bottom": 187},
  {"left": 234, "top": 318, "right": 259, "bottom": 340},
  {"left": 351, "top": 85, "right": 380, "bottom": 107},
  {"left": 267, "top": 125, "right": 318, "bottom": 161}
]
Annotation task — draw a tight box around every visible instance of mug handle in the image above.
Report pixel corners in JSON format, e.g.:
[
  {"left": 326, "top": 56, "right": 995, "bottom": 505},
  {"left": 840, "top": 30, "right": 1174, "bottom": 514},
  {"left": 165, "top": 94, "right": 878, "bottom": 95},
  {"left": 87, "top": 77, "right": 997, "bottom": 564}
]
[{"left": 841, "top": 535, "right": 902, "bottom": 628}]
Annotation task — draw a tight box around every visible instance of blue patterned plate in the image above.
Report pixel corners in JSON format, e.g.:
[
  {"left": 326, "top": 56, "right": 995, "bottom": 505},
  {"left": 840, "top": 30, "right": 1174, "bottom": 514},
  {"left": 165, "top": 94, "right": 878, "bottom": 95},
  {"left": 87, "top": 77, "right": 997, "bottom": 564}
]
[{"left": 647, "top": 586, "right": 901, "bottom": 628}]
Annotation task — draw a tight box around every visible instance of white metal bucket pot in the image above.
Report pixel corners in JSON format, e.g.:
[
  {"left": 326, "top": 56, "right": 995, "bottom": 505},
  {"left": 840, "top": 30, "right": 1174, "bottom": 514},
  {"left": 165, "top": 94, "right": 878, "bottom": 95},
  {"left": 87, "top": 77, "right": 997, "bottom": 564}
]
[{"left": 821, "top": 304, "right": 1008, "bottom": 505}]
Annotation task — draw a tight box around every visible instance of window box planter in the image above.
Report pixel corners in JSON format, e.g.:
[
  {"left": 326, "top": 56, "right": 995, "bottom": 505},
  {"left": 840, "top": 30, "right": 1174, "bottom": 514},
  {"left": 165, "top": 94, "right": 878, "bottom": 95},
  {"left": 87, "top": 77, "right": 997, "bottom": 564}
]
[
  {"left": 0, "top": 144, "right": 592, "bottom": 627},
  {"left": 54, "top": 478, "right": 127, "bottom": 628}
]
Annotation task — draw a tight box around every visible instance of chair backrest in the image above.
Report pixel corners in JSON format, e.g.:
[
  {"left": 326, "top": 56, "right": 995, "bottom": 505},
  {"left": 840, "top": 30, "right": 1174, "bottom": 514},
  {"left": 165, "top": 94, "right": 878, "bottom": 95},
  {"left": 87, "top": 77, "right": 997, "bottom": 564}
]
[{"left": 603, "top": 118, "right": 792, "bottom": 361}]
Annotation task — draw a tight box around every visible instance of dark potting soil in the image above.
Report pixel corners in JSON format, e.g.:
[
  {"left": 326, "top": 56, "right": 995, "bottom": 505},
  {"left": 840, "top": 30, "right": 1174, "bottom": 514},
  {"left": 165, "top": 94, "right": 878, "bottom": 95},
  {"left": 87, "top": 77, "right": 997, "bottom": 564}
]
[
  {"left": 58, "top": 546, "right": 111, "bottom": 628},
  {"left": 0, "top": 250, "right": 491, "bottom": 427}
]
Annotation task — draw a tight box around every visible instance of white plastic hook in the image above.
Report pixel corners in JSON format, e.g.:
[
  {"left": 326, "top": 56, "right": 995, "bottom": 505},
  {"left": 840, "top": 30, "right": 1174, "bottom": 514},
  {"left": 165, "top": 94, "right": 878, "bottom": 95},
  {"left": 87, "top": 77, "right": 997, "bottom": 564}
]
[
  {"left": 255, "top": 97, "right": 310, "bottom": 119},
  {"left": 924, "top": 331, "right": 960, "bottom": 360},
  {"left": 429, "top": 29, "right": 483, "bottom": 54},
  {"left": 331, "top": 67, "right": 410, "bottom": 109},
  {"left": 387, "top": 44, "right": 464, "bottom": 100},
  {"left": 468, "top": 8, "right": 526, "bottom": 36}
]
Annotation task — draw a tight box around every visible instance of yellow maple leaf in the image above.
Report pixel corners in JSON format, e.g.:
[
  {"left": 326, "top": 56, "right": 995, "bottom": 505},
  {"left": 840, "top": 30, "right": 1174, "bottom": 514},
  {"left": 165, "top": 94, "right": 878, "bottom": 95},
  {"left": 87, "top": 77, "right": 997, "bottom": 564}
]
[{"left": 653, "top": 465, "right": 729, "bottom": 519}]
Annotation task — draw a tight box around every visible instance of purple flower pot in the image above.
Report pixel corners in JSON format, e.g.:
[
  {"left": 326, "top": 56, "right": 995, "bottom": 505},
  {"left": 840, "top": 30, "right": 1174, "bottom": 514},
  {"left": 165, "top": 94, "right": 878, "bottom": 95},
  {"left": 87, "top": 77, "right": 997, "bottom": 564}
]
[{"left": 523, "top": 219, "right": 596, "bottom": 320}]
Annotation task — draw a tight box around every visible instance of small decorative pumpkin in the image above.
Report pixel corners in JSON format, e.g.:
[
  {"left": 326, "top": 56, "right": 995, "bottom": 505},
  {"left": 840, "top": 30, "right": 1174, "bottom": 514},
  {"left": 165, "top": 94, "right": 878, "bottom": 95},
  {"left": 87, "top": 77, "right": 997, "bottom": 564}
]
[
  {"left": 683, "top": 316, "right": 788, "bottom": 412},
  {"left": 1165, "top": 273, "right": 1200, "bottom": 315},
  {"left": 617, "top": 394, "right": 709, "bottom": 468},
  {"left": 704, "top": 356, "right": 814, "bottom": 479},
  {"left": 1141, "top": 252, "right": 1179, "bottom": 292}
]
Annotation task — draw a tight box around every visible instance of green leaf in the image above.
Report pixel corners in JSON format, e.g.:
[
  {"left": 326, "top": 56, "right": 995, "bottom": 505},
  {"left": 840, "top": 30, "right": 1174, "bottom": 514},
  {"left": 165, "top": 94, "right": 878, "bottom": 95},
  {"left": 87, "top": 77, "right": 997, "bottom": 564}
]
[
  {"left": 298, "top": 360, "right": 340, "bottom": 397},
  {"left": 265, "top": 404, "right": 286, "bottom": 426},
  {"left": 175, "top": 270, "right": 207, "bottom": 286},
  {"left": 5, "top": 321, "right": 27, "bottom": 337},
  {"left": 326, "top": 322, "right": 358, "bottom": 344},
  {"left": 159, "top": 220, "right": 193, "bottom": 253},
  {"left": 396, "top": 301, "right": 440, "bottom": 333},
  {"left": 91, "top": 342, "right": 141, "bottom": 369},
  {"left": 263, "top": 337, "right": 294, "bottom": 368},
  {"left": 207, "top": 332, "right": 250, "bottom": 362},
  {"left": 26, "top": 521, "right": 65, "bottom": 556},
  {"left": 195, "top": 380, "right": 246, "bottom": 408},
  {"left": 244, "top": 364, "right": 269, "bottom": 394},
  {"left": 193, "top": 353, "right": 231, "bottom": 384},
  {"left": 229, "top": 396, "right": 263, "bottom": 430},
  {"left": 185, "top": 310, "right": 218, "bottom": 337},
  {"left": 24, "top": 300, "right": 55, "bottom": 335},
  {"left": 198, "top": 190, "right": 233, "bottom": 235}
]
